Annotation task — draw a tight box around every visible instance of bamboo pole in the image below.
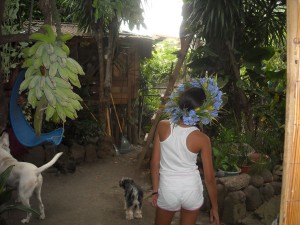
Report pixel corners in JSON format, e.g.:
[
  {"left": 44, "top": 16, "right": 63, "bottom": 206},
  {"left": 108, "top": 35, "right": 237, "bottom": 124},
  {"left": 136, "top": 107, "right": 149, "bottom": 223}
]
[{"left": 280, "top": 0, "right": 300, "bottom": 224}]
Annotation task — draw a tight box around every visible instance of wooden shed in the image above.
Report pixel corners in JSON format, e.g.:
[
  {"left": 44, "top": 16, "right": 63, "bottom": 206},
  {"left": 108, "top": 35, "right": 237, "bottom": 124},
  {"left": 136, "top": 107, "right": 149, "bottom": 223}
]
[{"left": 44, "top": 22, "right": 160, "bottom": 145}]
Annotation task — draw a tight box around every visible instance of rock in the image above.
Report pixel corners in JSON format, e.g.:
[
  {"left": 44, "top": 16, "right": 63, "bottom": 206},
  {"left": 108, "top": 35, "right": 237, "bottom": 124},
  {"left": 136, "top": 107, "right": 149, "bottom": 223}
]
[
  {"left": 215, "top": 170, "right": 225, "bottom": 177},
  {"left": 222, "top": 191, "right": 247, "bottom": 224},
  {"left": 70, "top": 143, "right": 85, "bottom": 163},
  {"left": 273, "top": 174, "right": 281, "bottom": 182},
  {"left": 272, "top": 165, "right": 283, "bottom": 176},
  {"left": 44, "top": 144, "right": 69, "bottom": 162},
  {"left": 250, "top": 175, "right": 264, "bottom": 188},
  {"left": 254, "top": 195, "right": 281, "bottom": 225},
  {"left": 272, "top": 165, "right": 283, "bottom": 181},
  {"left": 244, "top": 185, "right": 263, "bottom": 211},
  {"left": 261, "top": 169, "right": 273, "bottom": 183},
  {"left": 217, "top": 183, "right": 226, "bottom": 217},
  {"left": 86, "top": 136, "right": 99, "bottom": 145},
  {"left": 239, "top": 212, "right": 264, "bottom": 225},
  {"left": 23, "top": 145, "right": 45, "bottom": 166},
  {"left": 85, "top": 144, "right": 98, "bottom": 162},
  {"left": 218, "top": 173, "right": 251, "bottom": 191},
  {"left": 271, "top": 182, "right": 282, "bottom": 195},
  {"left": 260, "top": 183, "right": 274, "bottom": 201}
]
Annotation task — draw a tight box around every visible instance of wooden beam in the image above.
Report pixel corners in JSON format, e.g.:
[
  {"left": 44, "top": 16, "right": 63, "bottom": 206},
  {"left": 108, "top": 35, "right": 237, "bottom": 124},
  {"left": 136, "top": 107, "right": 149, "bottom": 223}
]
[{"left": 280, "top": 0, "right": 300, "bottom": 224}]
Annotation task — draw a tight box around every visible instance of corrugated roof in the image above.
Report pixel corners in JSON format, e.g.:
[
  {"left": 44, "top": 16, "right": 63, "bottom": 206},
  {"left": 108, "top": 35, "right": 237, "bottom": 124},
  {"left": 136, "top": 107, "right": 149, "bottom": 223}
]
[{"left": 23, "top": 21, "right": 160, "bottom": 41}]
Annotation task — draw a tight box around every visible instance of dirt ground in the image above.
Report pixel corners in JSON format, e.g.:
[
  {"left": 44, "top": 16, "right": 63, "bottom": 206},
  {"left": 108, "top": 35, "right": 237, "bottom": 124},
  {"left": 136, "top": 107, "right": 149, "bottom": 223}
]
[{"left": 3, "top": 146, "right": 212, "bottom": 225}]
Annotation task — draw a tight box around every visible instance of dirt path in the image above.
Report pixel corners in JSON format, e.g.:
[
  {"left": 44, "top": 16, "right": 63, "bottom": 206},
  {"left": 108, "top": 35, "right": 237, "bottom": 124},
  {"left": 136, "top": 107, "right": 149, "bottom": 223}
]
[{"left": 3, "top": 146, "right": 211, "bottom": 225}]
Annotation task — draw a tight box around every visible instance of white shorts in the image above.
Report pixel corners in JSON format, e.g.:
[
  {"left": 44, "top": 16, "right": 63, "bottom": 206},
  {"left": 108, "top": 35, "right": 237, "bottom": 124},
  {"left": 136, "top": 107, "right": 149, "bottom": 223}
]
[{"left": 157, "top": 171, "right": 204, "bottom": 211}]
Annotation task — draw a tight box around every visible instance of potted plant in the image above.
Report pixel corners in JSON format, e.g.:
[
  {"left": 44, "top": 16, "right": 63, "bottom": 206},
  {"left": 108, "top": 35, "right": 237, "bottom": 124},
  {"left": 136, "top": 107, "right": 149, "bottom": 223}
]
[
  {"left": 237, "top": 143, "right": 256, "bottom": 173},
  {"left": 213, "top": 143, "right": 241, "bottom": 177},
  {"left": 248, "top": 152, "right": 272, "bottom": 175}
]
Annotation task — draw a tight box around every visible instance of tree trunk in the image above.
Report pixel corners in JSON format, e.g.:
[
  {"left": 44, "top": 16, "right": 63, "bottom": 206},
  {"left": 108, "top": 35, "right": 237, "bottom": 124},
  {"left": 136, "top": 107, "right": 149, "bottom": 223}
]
[
  {"left": 94, "top": 22, "right": 106, "bottom": 127},
  {"left": 104, "top": 16, "right": 119, "bottom": 97},
  {"left": 226, "top": 42, "right": 254, "bottom": 131},
  {"left": 136, "top": 35, "right": 194, "bottom": 169},
  {"left": 38, "top": 0, "right": 52, "bottom": 24},
  {"left": 50, "top": 0, "right": 62, "bottom": 37}
]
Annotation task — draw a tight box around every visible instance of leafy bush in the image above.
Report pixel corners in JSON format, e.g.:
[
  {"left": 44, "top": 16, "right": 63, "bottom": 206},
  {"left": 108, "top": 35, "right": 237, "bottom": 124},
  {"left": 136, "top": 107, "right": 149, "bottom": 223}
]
[{"left": 63, "top": 119, "right": 105, "bottom": 145}]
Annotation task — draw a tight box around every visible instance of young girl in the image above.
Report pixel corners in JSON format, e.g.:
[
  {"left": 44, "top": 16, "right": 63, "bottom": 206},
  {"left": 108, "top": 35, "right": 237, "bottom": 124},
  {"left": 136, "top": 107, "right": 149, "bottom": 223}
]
[{"left": 151, "top": 78, "right": 222, "bottom": 225}]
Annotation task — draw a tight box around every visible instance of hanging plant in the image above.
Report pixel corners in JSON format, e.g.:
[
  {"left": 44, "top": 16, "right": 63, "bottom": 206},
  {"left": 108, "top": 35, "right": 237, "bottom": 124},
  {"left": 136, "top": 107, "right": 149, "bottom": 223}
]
[{"left": 20, "top": 25, "right": 85, "bottom": 135}]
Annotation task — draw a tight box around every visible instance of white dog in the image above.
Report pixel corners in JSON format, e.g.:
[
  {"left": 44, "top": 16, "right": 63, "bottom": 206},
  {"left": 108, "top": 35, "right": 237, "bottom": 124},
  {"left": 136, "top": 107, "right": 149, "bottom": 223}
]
[{"left": 0, "top": 132, "right": 63, "bottom": 223}]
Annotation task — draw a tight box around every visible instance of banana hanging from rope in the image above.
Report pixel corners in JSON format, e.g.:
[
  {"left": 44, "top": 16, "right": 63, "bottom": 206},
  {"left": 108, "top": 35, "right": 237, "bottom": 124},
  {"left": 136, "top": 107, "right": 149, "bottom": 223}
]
[{"left": 20, "top": 24, "right": 85, "bottom": 135}]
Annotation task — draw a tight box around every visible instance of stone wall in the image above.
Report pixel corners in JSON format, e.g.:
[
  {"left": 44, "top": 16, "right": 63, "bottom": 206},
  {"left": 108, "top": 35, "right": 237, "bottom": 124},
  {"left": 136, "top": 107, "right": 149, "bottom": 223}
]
[{"left": 201, "top": 166, "right": 282, "bottom": 225}]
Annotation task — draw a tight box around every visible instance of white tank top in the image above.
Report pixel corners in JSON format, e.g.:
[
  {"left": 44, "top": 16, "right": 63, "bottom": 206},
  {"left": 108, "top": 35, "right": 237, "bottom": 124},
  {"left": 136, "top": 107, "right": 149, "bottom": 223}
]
[{"left": 159, "top": 123, "right": 199, "bottom": 175}]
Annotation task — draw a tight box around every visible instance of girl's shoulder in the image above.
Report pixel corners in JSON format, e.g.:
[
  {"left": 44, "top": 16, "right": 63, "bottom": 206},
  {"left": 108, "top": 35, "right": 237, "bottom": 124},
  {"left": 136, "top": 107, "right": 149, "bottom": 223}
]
[
  {"left": 157, "top": 120, "right": 171, "bottom": 128},
  {"left": 188, "top": 129, "right": 211, "bottom": 146},
  {"left": 157, "top": 120, "right": 171, "bottom": 141}
]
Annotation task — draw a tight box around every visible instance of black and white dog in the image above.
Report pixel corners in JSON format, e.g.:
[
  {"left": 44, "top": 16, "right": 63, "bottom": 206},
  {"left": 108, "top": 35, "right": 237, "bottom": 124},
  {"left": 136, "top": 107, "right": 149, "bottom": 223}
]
[{"left": 119, "top": 177, "right": 143, "bottom": 220}]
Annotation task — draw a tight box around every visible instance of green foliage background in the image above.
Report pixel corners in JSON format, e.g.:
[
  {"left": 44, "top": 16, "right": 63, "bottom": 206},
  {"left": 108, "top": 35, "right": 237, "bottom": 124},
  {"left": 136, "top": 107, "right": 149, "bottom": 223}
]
[{"left": 140, "top": 40, "right": 179, "bottom": 132}]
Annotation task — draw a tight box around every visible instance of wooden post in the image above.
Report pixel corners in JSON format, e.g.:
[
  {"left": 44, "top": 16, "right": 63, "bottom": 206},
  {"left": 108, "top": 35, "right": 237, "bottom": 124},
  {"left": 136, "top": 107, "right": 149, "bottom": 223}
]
[{"left": 280, "top": 1, "right": 300, "bottom": 224}]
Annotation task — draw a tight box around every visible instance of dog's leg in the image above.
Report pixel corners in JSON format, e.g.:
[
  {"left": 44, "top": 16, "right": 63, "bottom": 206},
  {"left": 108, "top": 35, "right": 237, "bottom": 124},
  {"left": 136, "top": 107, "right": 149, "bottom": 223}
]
[
  {"left": 19, "top": 181, "right": 36, "bottom": 223},
  {"left": 19, "top": 195, "right": 32, "bottom": 224},
  {"left": 134, "top": 193, "right": 143, "bottom": 218},
  {"left": 134, "top": 206, "right": 143, "bottom": 219},
  {"left": 125, "top": 208, "right": 134, "bottom": 220},
  {"left": 35, "top": 175, "right": 45, "bottom": 220}
]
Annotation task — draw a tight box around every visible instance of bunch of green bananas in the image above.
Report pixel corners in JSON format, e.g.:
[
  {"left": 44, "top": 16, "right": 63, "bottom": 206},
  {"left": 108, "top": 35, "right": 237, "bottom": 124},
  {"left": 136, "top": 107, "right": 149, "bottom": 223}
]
[{"left": 20, "top": 25, "right": 85, "bottom": 126}]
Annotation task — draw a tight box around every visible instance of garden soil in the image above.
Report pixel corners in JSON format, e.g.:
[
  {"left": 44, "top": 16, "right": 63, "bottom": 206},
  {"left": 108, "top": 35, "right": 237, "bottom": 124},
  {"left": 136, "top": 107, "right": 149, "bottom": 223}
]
[{"left": 3, "top": 145, "right": 212, "bottom": 225}]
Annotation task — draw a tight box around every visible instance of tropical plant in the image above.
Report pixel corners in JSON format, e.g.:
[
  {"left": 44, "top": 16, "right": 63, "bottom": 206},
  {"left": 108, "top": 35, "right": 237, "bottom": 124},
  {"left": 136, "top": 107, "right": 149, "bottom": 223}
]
[
  {"left": 140, "top": 40, "right": 179, "bottom": 132},
  {"left": 0, "top": 0, "right": 28, "bottom": 82},
  {"left": 185, "top": 0, "right": 286, "bottom": 132},
  {"left": 20, "top": 25, "right": 85, "bottom": 135},
  {"left": 0, "top": 165, "right": 40, "bottom": 225},
  {"left": 63, "top": 119, "right": 104, "bottom": 145},
  {"left": 212, "top": 126, "right": 240, "bottom": 172}
]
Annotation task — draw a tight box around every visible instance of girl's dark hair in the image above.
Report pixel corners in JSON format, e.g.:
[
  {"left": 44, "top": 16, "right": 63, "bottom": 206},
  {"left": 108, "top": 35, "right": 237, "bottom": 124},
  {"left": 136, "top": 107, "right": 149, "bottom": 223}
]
[{"left": 178, "top": 87, "right": 206, "bottom": 111}]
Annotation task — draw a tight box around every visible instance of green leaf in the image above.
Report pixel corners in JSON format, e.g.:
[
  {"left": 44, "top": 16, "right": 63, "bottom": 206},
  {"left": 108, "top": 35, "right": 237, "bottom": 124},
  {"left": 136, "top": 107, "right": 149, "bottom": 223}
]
[
  {"left": 243, "top": 47, "right": 275, "bottom": 64},
  {"left": 0, "top": 166, "right": 14, "bottom": 191},
  {"left": 266, "top": 69, "right": 286, "bottom": 80},
  {"left": 0, "top": 204, "right": 40, "bottom": 216},
  {"left": 0, "top": 189, "right": 13, "bottom": 205}
]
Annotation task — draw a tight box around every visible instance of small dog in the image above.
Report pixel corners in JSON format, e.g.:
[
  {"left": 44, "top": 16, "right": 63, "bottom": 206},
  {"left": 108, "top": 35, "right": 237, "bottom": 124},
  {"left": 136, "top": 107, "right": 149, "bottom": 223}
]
[
  {"left": 119, "top": 177, "right": 143, "bottom": 220},
  {"left": 0, "top": 132, "right": 63, "bottom": 224}
]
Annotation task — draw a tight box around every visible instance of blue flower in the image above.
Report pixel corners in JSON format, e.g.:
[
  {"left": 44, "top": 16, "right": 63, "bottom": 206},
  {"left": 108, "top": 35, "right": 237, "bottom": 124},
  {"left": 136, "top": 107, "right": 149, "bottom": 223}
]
[
  {"left": 210, "top": 110, "right": 218, "bottom": 117},
  {"left": 200, "top": 117, "right": 210, "bottom": 125},
  {"left": 213, "top": 101, "right": 222, "bottom": 110},
  {"left": 183, "top": 110, "right": 200, "bottom": 125},
  {"left": 200, "top": 78, "right": 207, "bottom": 86},
  {"left": 177, "top": 84, "right": 185, "bottom": 91},
  {"left": 165, "top": 76, "right": 224, "bottom": 126},
  {"left": 207, "top": 83, "right": 219, "bottom": 96},
  {"left": 190, "top": 80, "right": 200, "bottom": 88}
]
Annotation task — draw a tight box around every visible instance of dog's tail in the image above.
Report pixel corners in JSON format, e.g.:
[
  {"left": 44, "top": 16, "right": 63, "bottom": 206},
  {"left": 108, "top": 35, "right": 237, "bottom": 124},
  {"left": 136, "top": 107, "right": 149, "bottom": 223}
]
[{"left": 36, "top": 152, "right": 63, "bottom": 174}]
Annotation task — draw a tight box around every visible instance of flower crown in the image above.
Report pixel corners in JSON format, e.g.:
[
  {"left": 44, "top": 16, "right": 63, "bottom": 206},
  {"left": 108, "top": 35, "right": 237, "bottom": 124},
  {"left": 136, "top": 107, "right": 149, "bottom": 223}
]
[{"left": 165, "top": 77, "right": 223, "bottom": 126}]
